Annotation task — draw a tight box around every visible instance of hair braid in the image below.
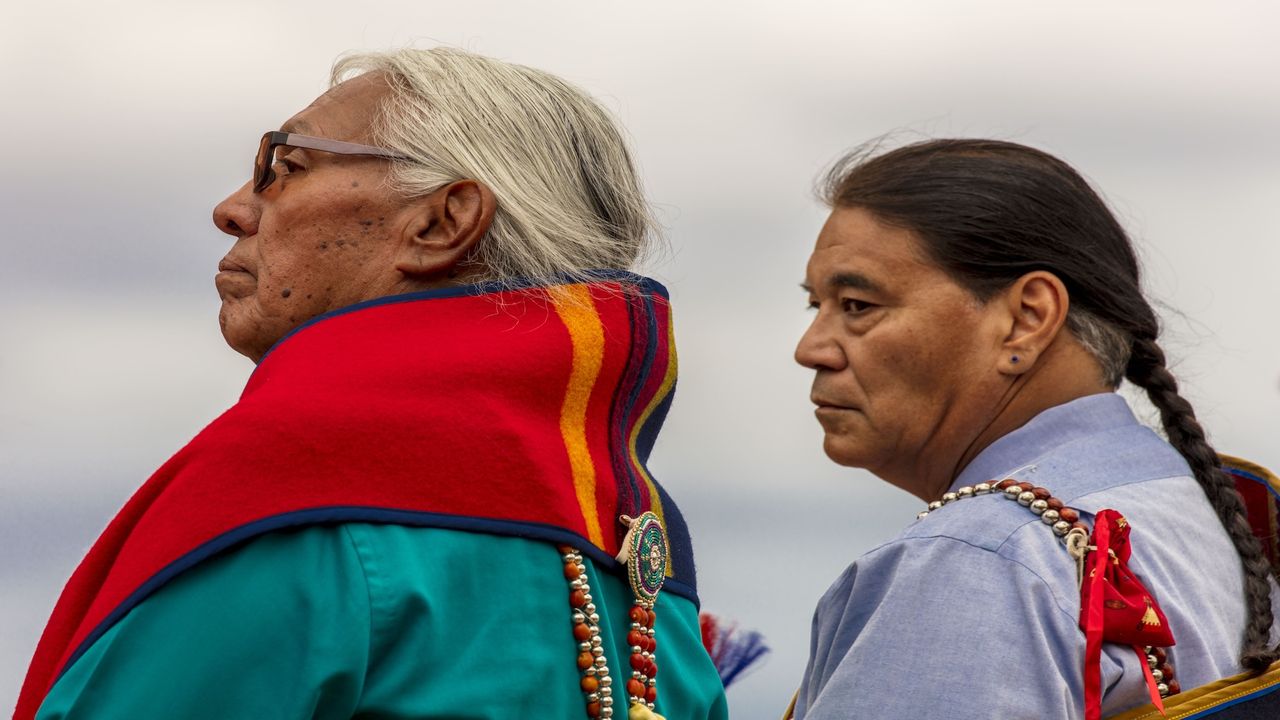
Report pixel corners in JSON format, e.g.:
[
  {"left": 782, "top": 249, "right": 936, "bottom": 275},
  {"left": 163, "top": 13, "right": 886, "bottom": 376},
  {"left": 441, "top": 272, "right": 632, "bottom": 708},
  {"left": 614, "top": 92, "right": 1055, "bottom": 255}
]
[{"left": 1127, "top": 336, "right": 1279, "bottom": 670}]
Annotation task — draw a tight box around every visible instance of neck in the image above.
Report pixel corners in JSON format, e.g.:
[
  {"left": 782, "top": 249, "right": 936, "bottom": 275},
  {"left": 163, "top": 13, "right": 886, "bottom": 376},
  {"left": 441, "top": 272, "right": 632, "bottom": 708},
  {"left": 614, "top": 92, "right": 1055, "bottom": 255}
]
[{"left": 912, "top": 339, "right": 1111, "bottom": 502}]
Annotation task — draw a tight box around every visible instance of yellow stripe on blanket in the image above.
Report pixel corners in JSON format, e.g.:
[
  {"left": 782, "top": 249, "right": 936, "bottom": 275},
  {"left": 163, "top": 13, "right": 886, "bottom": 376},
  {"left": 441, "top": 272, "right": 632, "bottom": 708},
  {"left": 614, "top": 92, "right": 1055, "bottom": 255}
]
[{"left": 553, "top": 285, "right": 607, "bottom": 549}]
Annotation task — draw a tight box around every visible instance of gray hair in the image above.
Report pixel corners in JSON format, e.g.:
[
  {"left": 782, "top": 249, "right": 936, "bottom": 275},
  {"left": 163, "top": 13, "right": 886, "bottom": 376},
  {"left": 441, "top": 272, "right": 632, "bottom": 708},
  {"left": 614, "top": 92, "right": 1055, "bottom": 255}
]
[
  {"left": 331, "top": 48, "right": 658, "bottom": 285},
  {"left": 1065, "top": 307, "right": 1132, "bottom": 388}
]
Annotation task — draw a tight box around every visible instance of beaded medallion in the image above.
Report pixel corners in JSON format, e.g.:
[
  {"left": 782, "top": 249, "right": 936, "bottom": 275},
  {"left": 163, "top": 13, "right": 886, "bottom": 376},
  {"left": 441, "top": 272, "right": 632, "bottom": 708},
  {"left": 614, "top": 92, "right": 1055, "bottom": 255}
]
[{"left": 626, "top": 512, "right": 668, "bottom": 603}]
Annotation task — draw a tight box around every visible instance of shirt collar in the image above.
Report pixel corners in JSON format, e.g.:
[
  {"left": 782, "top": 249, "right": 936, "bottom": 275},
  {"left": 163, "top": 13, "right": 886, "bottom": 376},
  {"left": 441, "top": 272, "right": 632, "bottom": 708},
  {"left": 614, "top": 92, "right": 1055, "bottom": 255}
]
[{"left": 951, "top": 393, "right": 1140, "bottom": 492}]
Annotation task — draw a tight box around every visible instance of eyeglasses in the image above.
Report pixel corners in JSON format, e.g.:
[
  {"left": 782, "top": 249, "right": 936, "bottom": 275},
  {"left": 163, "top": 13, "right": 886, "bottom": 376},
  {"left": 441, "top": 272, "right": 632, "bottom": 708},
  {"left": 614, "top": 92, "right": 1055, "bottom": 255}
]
[{"left": 253, "top": 130, "right": 411, "bottom": 193}]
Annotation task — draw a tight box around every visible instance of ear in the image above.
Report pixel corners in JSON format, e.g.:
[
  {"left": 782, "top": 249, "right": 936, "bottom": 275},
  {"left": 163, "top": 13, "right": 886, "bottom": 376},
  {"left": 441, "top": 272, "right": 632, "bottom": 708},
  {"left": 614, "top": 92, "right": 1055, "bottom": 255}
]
[
  {"left": 395, "top": 179, "right": 496, "bottom": 279},
  {"left": 994, "top": 271, "right": 1070, "bottom": 375}
]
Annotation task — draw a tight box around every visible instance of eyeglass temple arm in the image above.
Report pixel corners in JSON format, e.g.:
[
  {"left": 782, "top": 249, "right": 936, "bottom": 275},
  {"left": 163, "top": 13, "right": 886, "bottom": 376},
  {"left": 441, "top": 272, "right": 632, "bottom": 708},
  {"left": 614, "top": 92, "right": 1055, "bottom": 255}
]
[{"left": 281, "top": 133, "right": 409, "bottom": 160}]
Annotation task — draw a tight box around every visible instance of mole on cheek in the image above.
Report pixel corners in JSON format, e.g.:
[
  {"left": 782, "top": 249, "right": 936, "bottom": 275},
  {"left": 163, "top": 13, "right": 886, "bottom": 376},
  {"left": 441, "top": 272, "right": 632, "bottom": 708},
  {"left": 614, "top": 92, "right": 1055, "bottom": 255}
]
[
  {"left": 351, "top": 180, "right": 360, "bottom": 188},
  {"left": 281, "top": 288, "right": 292, "bottom": 298}
]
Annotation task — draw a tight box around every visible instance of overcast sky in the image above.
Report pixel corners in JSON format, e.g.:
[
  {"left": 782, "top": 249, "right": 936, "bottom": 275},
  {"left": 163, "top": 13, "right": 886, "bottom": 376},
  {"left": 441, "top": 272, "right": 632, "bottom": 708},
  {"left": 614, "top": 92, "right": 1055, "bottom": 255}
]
[{"left": 2, "top": 1, "right": 1278, "bottom": 717}]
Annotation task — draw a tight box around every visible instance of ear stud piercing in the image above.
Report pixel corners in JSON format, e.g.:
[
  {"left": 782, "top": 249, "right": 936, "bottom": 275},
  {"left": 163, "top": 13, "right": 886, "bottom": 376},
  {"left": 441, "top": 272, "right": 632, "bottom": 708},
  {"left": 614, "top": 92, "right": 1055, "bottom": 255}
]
[{"left": 1011, "top": 355, "right": 1020, "bottom": 364}]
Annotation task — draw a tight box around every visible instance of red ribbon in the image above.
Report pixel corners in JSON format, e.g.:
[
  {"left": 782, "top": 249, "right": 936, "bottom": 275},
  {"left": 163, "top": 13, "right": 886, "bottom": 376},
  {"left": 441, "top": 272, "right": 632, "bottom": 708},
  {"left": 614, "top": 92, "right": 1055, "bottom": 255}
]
[
  {"left": 1079, "top": 510, "right": 1175, "bottom": 719},
  {"left": 1081, "top": 511, "right": 1111, "bottom": 720}
]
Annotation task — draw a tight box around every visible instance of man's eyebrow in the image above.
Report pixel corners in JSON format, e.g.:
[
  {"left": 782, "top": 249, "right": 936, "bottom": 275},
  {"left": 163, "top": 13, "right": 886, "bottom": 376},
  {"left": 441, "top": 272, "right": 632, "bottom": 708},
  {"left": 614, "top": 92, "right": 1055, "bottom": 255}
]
[
  {"left": 829, "top": 272, "right": 883, "bottom": 293},
  {"left": 801, "top": 272, "right": 883, "bottom": 295}
]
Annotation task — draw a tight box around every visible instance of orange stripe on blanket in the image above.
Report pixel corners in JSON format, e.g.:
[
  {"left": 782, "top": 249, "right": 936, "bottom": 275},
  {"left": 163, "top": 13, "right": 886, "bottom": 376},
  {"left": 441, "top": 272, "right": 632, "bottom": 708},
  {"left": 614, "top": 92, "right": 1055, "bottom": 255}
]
[
  {"left": 553, "top": 285, "right": 608, "bottom": 549},
  {"left": 628, "top": 306, "right": 679, "bottom": 575}
]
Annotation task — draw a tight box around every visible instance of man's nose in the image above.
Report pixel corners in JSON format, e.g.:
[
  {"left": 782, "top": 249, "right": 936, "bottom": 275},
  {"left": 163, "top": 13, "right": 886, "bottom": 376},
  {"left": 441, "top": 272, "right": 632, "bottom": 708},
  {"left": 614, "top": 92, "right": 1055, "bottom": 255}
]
[
  {"left": 795, "top": 314, "right": 847, "bottom": 371},
  {"left": 212, "top": 181, "right": 259, "bottom": 238}
]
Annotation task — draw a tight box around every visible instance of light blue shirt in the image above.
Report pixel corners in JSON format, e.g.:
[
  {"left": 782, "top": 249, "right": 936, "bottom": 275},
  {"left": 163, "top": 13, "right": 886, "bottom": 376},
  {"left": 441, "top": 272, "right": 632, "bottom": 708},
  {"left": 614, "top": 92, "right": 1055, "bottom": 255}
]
[{"left": 796, "top": 393, "right": 1251, "bottom": 719}]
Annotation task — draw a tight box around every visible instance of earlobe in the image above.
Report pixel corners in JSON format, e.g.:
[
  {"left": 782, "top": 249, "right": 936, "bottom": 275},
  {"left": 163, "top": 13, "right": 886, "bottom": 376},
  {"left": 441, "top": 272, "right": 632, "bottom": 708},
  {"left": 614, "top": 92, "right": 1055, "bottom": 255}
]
[
  {"left": 997, "top": 271, "right": 1070, "bottom": 375},
  {"left": 395, "top": 180, "right": 496, "bottom": 280},
  {"left": 998, "top": 350, "right": 1034, "bottom": 375}
]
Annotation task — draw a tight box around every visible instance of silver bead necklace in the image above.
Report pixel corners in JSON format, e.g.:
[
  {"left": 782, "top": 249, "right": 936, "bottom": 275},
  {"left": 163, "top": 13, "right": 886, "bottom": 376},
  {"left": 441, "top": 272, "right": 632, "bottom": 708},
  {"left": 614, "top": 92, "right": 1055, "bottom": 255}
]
[{"left": 915, "top": 478, "right": 1180, "bottom": 699}]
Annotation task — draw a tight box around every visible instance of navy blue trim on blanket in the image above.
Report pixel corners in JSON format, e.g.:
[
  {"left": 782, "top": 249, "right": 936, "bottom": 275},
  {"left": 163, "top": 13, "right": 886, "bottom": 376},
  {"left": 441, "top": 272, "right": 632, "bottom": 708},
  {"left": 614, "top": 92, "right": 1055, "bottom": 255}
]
[
  {"left": 1184, "top": 679, "right": 1280, "bottom": 718},
  {"left": 652, "top": 481, "right": 698, "bottom": 596},
  {"left": 56, "top": 506, "right": 700, "bottom": 685},
  {"left": 1224, "top": 464, "right": 1280, "bottom": 502}
]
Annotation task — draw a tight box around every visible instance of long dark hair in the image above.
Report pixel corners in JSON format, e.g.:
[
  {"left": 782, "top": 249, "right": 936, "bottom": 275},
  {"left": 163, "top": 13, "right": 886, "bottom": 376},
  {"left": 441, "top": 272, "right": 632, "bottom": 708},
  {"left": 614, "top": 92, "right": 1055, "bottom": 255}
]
[{"left": 822, "top": 138, "right": 1276, "bottom": 670}]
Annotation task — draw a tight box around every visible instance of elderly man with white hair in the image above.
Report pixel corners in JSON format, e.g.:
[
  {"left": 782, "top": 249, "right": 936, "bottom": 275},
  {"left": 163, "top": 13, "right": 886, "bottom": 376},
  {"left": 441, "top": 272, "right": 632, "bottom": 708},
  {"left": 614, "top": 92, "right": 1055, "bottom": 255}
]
[{"left": 18, "top": 48, "right": 728, "bottom": 720}]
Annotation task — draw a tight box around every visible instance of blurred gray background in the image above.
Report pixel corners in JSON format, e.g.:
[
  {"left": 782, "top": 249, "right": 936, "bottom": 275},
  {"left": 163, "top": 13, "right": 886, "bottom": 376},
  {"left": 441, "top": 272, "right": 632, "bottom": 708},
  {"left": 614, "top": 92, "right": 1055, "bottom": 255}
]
[{"left": 2, "top": 1, "right": 1277, "bottom": 717}]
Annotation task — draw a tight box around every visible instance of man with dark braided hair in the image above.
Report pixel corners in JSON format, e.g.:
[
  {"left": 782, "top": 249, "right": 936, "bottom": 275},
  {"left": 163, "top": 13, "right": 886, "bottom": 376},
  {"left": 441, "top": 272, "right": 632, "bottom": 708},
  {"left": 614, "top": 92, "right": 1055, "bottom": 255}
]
[{"left": 789, "top": 139, "right": 1278, "bottom": 719}]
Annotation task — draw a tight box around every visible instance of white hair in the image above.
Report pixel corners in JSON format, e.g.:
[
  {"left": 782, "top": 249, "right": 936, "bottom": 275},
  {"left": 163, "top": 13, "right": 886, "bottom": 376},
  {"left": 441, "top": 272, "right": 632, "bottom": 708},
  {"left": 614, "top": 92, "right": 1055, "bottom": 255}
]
[
  {"left": 1065, "top": 308, "right": 1132, "bottom": 388},
  {"left": 331, "top": 48, "right": 659, "bottom": 286}
]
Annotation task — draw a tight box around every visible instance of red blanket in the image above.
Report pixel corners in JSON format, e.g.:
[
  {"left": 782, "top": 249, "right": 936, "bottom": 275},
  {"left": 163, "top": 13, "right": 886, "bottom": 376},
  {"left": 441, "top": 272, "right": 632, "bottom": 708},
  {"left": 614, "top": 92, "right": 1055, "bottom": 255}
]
[{"left": 17, "top": 274, "right": 697, "bottom": 718}]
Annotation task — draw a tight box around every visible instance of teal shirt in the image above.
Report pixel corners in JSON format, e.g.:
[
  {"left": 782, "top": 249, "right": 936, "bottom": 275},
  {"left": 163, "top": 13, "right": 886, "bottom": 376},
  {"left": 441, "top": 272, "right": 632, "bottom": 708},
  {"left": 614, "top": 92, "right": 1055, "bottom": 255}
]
[{"left": 38, "top": 524, "right": 728, "bottom": 719}]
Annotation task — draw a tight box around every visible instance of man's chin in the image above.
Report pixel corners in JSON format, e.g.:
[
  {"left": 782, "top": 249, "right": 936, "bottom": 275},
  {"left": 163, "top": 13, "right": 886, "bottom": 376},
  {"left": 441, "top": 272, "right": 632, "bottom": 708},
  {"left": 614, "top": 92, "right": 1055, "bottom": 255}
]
[
  {"left": 821, "top": 435, "right": 876, "bottom": 470},
  {"left": 217, "top": 307, "right": 272, "bottom": 364}
]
